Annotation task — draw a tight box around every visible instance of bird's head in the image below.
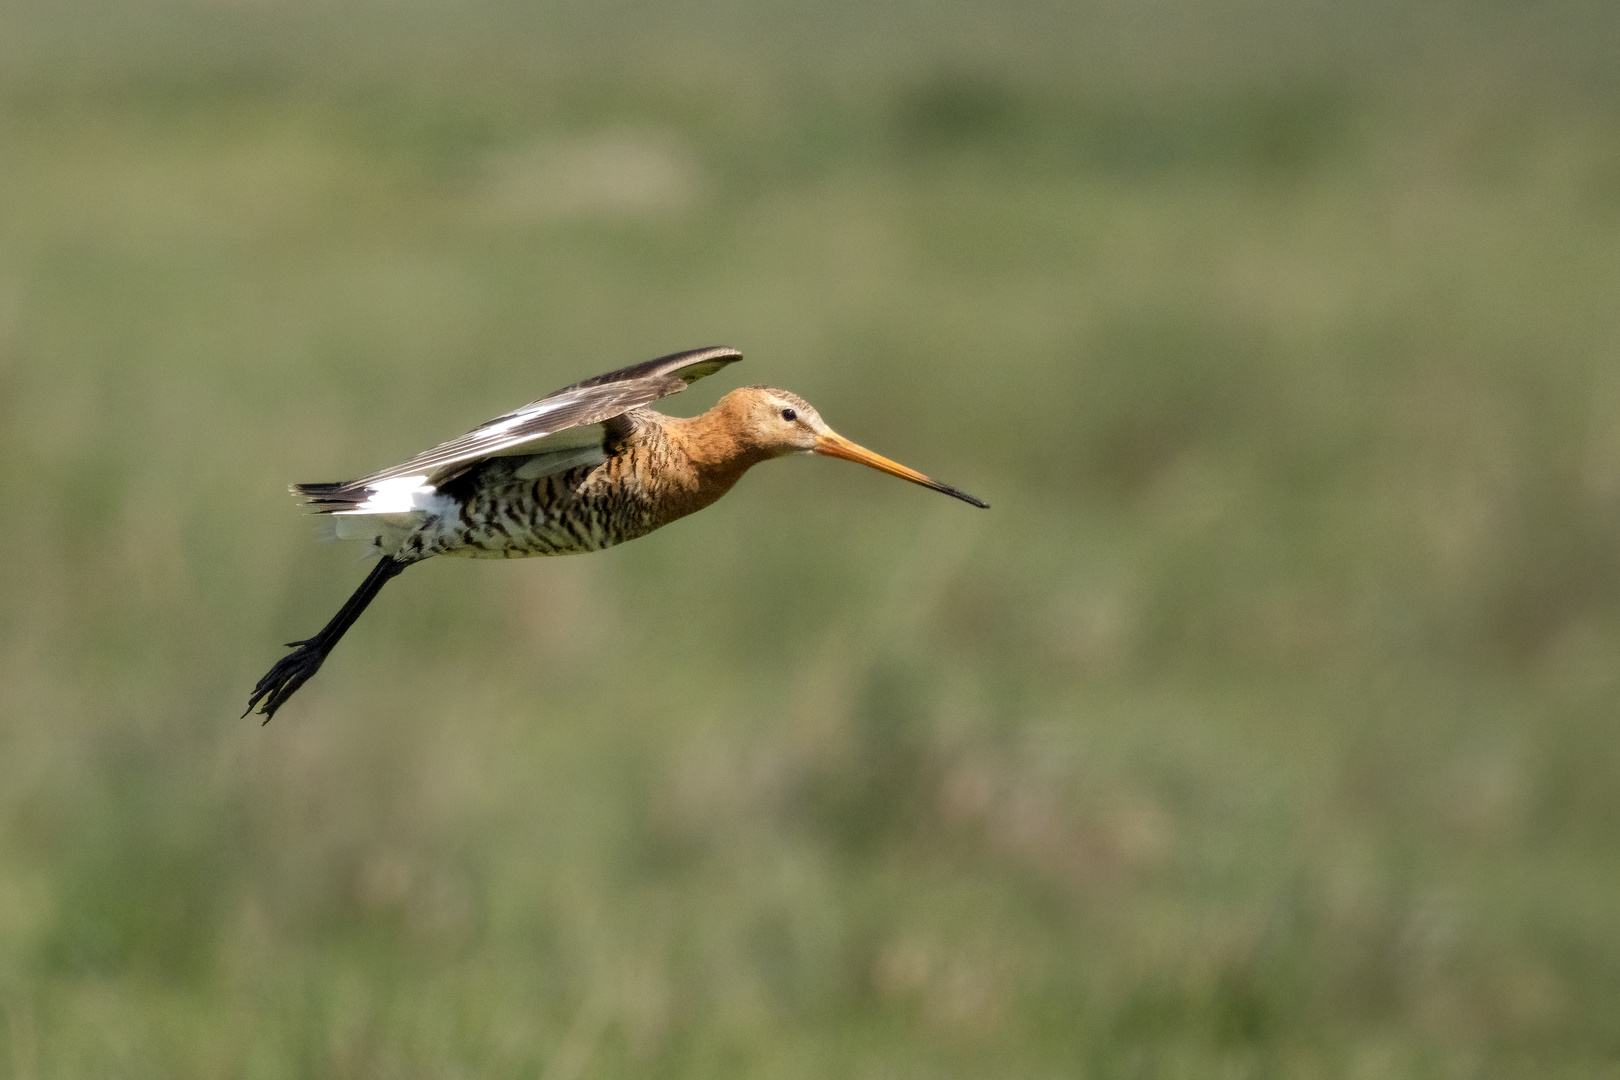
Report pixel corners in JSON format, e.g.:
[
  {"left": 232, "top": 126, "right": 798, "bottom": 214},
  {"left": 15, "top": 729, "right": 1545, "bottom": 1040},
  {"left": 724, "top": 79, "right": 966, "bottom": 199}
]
[{"left": 717, "top": 385, "right": 988, "bottom": 508}]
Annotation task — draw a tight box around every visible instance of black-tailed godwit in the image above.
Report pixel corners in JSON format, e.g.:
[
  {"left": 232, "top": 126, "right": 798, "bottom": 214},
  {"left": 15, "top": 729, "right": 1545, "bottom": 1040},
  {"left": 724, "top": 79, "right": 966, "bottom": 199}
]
[{"left": 246, "top": 347, "right": 986, "bottom": 720}]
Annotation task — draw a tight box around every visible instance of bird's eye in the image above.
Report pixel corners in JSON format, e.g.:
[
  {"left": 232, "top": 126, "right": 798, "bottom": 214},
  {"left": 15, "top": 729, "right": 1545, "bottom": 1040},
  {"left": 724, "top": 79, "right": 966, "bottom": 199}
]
[{"left": 781, "top": 408, "right": 797, "bottom": 422}]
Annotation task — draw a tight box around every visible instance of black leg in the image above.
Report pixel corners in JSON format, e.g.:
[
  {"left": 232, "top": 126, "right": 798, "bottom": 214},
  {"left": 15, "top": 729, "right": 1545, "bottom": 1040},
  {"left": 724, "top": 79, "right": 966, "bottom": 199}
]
[{"left": 245, "top": 556, "right": 410, "bottom": 723}]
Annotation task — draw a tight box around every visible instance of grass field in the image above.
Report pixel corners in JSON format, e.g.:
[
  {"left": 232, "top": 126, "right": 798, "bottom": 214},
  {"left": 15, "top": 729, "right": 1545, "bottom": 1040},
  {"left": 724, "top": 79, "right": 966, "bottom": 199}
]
[{"left": 2, "top": 1, "right": 1620, "bottom": 1076}]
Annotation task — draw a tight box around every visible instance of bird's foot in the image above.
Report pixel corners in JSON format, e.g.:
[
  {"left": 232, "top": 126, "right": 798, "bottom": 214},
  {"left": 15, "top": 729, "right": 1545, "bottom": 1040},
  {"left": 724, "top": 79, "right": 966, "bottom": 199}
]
[{"left": 243, "top": 639, "right": 330, "bottom": 723}]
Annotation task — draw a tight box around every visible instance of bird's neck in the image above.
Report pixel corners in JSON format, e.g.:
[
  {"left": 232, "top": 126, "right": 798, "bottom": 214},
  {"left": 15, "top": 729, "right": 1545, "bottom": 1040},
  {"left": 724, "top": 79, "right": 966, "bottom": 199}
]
[{"left": 659, "top": 405, "right": 772, "bottom": 503}]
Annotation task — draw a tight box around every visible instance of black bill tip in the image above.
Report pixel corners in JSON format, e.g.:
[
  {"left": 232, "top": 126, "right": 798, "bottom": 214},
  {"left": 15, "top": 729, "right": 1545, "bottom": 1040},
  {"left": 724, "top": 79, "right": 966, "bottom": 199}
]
[{"left": 933, "top": 483, "right": 989, "bottom": 509}]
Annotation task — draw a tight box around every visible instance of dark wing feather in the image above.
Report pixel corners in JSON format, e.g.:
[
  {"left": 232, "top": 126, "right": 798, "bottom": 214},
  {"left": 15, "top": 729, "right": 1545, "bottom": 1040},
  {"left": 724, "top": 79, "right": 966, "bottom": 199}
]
[{"left": 312, "top": 346, "right": 741, "bottom": 493}]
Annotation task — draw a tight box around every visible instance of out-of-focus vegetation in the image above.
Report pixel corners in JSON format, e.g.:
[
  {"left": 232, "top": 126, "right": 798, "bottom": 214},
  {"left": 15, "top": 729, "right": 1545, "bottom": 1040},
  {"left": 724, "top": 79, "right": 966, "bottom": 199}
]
[{"left": 3, "top": 0, "right": 1620, "bottom": 1075}]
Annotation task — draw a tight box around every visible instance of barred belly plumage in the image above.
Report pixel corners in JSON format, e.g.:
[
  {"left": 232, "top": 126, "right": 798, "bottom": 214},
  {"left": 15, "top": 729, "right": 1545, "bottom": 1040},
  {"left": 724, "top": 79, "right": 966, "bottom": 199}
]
[{"left": 424, "top": 463, "right": 657, "bottom": 560}]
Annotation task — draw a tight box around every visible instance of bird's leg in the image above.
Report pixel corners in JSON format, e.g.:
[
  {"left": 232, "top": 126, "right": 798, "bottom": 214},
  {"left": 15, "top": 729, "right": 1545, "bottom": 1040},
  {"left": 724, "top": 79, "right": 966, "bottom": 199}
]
[{"left": 245, "top": 555, "right": 410, "bottom": 723}]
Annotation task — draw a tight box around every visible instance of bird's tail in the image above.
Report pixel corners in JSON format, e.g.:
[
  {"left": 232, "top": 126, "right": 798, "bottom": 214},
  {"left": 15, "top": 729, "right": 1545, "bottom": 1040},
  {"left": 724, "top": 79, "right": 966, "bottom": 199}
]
[{"left": 291, "top": 480, "right": 366, "bottom": 513}]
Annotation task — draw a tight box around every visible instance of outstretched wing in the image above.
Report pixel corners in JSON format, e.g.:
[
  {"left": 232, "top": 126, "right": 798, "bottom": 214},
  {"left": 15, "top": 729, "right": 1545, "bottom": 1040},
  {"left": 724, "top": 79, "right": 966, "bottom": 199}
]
[{"left": 296, "top": 346, "right": 741, "bottom": 504}]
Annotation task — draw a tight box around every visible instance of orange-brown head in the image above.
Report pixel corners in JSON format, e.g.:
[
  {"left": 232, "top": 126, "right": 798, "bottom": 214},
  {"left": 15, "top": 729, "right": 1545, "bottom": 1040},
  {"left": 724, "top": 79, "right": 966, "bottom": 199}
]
[{"left": 707, "top": 386, "right": 989, "bottom": 508}]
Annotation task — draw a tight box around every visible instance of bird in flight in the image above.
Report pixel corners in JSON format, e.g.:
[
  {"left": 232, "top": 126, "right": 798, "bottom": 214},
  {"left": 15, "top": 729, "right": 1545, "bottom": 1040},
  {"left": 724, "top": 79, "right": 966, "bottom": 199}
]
[{"left": 246, "top": 347, "right": 987, "bottom": 721}]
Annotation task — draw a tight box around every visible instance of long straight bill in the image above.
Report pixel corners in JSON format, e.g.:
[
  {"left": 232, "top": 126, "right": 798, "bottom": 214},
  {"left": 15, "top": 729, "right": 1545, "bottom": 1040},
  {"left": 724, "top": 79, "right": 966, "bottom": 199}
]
[{"left": 813, "top": 432, "right": 988, "bottom": 508}]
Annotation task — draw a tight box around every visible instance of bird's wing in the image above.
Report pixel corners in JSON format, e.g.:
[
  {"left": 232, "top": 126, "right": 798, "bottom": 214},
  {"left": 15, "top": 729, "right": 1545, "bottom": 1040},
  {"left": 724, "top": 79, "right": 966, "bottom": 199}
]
[{"left": 306, "top": 346, "right": 741, "bottom": 495}]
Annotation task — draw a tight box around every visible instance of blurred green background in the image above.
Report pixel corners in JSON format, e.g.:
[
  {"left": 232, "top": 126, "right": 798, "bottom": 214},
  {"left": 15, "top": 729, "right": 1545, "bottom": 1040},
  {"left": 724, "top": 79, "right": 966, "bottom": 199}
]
[{"left": 3, "top": 0, "right": 1620, "bottom": 1075}]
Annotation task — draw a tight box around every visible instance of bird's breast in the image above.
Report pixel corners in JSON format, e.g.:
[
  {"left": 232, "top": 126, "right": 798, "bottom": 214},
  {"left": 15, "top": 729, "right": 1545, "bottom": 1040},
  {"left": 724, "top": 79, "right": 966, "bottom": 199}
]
[{"left": 403, "top": 421, "right": 748, "bottom": 561}]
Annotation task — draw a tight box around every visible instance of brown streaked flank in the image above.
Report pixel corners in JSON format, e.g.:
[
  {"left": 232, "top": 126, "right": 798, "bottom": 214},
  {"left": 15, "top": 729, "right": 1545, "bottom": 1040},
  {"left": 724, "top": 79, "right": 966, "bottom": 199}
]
[{"left": 245, "top": 347, "right": 987, "bottom": 721}]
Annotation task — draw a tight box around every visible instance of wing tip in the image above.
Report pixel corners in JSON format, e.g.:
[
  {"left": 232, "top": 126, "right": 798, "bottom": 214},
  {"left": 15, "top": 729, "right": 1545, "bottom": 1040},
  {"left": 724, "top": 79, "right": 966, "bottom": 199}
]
[
  {"left": 571, "top": 346, "right": 744, "bottom": 391},
  {"left": 659, "top": 345, "right": 743, "bottom": 386},
  {"left": 678, "top": 346, "right": 743, "bottom": 376}
]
